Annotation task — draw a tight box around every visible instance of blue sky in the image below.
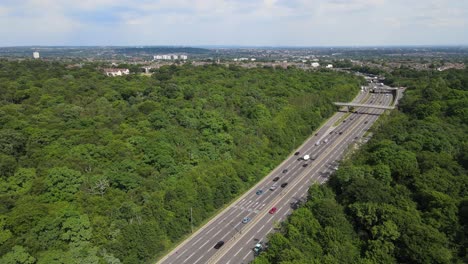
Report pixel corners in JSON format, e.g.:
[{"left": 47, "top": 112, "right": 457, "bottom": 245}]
[{"left": 0, "top": 0, "right": 467, "bottom": 46}]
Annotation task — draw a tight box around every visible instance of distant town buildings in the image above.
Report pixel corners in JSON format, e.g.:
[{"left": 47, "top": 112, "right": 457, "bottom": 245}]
[
  {"left": 153, "top": 54, "right": 188, "bottom": 61},
  {"left": 233, "top": 58, "right": 256, "bottom": 62},
  {"left": 103, "top": 68, "right": 130, "bottom": 77},
  {"left": 326, "top": 64, "right": 333, "bottom": 68},
  {"left": 311, "top": 62, "right": 320, "bottom": 68},
  {"left": 33, "top": 52, "right": 40, "bottom": 59}
]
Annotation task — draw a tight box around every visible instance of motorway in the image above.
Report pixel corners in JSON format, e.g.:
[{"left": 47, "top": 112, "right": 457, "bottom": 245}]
[{"left": 158, "top": 85, "right": 397, "bottom": 264}]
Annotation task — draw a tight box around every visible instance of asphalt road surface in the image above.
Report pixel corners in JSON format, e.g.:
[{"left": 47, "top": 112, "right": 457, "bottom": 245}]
[{"left": 158, "top": 87, "right": 398, "bottom": 264}]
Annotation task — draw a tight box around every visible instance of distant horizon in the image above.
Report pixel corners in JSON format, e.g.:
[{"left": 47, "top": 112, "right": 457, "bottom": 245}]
[{"left": 2, "top": 44, "right": 468, "bottom": 49}]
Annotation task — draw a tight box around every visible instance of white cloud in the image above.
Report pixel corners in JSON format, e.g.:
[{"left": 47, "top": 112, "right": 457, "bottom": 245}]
[{"left": 0, "top": 0, "right": 467, "bottom": 46}]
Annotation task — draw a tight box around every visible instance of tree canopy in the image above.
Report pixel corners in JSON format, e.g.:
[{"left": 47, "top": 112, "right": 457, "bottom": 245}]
[{"left": 0, "top": 60, "right": 362, "bottom": 263}]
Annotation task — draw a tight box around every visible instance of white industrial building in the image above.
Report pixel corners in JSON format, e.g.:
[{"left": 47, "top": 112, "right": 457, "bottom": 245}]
[
  {"left": 154, "top": 54, "right": 188, "bottom": 60},
  {"left": 326, "top": 64, "right": 333, "bottom": 68},
  {"left": 33, "top": 52, "right": 40, "bottom": 59},
  {"left": 311, "top": 62, "right": 320, "bottom": 68},
  {"left": 103, "top": 68, "right": 130, "bottom": 77}
]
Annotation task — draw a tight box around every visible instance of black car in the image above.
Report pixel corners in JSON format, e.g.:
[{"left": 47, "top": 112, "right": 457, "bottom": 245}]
[
  {"left": 315, "top": 133, "right": 319, "bottom": 136},
  {"left": 339, "top": 132, "right": 343, "bottom": 135},
  {"left": 294, "top": 151, "right": 300, "bottom": 155},
  {"left": 364, "top": 121, "right": 369, "bottom": 124},
  {"left": 282, "top": 169, "right": 288, "bottom": 173},
  {"left": 273, "top": 177, "right": 280, "bottom": 182},
  {"left": 281, "top": 183, "right": 288, "bottom": 188},
  {"left": 214, "top": 241, "right": 224, "bottom": 249},
  {"left": 303, "top": 164, "right": 308, "bottom": 167}
]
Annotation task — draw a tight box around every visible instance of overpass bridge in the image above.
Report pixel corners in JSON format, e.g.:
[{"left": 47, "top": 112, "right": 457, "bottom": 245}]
[
  {"left": 333, "top": 102, "right": 395, "bottom": 110},
  {"left": 369, "top": 86, "right": 399, "bottom": 94}
]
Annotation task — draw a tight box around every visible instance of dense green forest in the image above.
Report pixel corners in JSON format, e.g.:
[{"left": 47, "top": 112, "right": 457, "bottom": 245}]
[
  {"left": 0, "top": 60, "right": 362, "bottom": 263},
  {"left": 252, "top": 67, "right": 468, "bottom": 263}
]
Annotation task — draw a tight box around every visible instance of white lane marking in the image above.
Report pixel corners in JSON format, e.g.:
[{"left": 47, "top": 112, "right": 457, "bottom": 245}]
[
  {"left": 242, "top": 251, "right": 251, "bottom": 261},
  {"left": 267, "top": 215, "right": 274, "bottom": 224},
  {"left": 182, "top": 251, "right": 196, "bottom": 263},
  {"left": 192, "top": 254, "right": 205, "bottom": 264},
  {"left": 211, "top": 227, "right": 225, "bottom": 238},
  {"left": 267, "top": 226, "right": 273, "bottom": 234},
  {"left": 234, "top": 247, "right": 243, "bottom": 257},
  {"left": 175, "top": 248, "right": 189, "bottom": 259},
  {"left": 192, "top": 235, "right": 204, "bottom": 245},
  {"left": 198, "top": 239, "right": 211, "bottom": 250}
]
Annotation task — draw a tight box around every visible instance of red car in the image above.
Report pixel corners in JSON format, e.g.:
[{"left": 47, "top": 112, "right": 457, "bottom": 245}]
[{"left": 269, "top": 207, "right": 277, "bottom": 214}]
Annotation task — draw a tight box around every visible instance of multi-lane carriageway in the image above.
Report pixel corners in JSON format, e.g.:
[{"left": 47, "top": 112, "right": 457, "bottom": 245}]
[{"left": 158, "top": 91, "right": 396, "bottom": 264}]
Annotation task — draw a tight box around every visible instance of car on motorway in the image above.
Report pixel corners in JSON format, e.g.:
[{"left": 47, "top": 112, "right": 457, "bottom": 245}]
[
  {"left": 281, "top": 182, "right": 288, "bottom": 188},
  {"left": 256, "top": 190, "right": 263, "bottom": 195},
  {"left": 273, "top": 176, "right": 280, "bottom": 182},
  {"left": 364, "top": 121, "right": 369, "bottom": 124},
  {"left": 214, "top": 241, "right": 225, "bottom": 249},
  {"left": 315, "top": 141, "right": 320, "bottom": 146},
  {"left": 294, "top": 151, "right": 300, "bottom": 155},
  {"left": 324, "top": 138, "right": 329, "bottom": 144},
  {"left": 343, "top": 120, "right": 346, "bottom": 122},
  {"left": 315, "top": 133, "right": 319, "bottom": 136},
  {"left": 242, "top": 217, "right": 251, "bottom": 224},
  {"left": 270, "top": 184, "right": 278, "bottom": 191},
  {"left": 339, "top": 132, "right": 343, "bottom": 135},
  {"left": 329, "top": 131, "right": 333, "bottom": 135},
  {"left": 303, "top": 163, "right": 308, "bottom": 167},
  {"left": 269, "top": 207, "right": 277, "bottom": 214},
  {"left": 282, "top": 169, "right": 288, "bottom": 173},
  {"left": 350, "top": 117, "right": 354, "bottom": 120}
]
